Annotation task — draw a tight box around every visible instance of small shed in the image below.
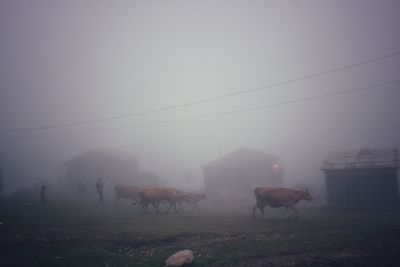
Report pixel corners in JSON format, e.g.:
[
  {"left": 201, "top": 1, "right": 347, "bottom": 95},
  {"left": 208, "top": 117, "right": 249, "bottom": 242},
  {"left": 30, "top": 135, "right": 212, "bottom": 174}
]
[
  {"left": 0, "top": 166, "right": 2, "bottom": 197},
  {"left": 64, "top": 149, "right": 140, "bottom": 194},
  {"left": 203, "top": 148, "right": 283, "bottom": 197},
  {"left": 321, "top": 148, "right": 399, "bottom": 210}
]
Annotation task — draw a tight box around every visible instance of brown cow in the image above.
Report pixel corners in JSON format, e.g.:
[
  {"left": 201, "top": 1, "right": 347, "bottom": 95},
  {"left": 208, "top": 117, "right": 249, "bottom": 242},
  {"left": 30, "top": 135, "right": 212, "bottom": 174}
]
[
  {"left": 114, "top": 184, "right": 141, "bottom": 206},
  {"left": 252, "top": 187, "right": 313, "bottom": 220},
  {"left": 138, "top": 186, "right": 180, "bottom": 213},
  {"left": 184, "top": 192, "right": 206, "bottom": 210},
  {"left": 164, "top": 187, "right": 187, "bottom": 210}
]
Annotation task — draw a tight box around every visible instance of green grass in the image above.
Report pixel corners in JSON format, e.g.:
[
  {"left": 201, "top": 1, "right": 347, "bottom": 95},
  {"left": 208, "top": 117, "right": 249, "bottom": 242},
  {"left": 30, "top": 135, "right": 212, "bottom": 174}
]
[{"left": 1, "top": 198, "right": 400, "bottom": 266}]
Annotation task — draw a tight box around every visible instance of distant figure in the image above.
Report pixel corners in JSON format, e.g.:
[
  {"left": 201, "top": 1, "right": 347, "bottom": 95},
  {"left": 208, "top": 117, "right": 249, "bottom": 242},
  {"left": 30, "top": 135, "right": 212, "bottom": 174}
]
[
  {"left": 40, "top": 185, "right": 46, "bottom": 204},
  {"left": 96, "top": 177, "right": 104, "bottom": 204}
]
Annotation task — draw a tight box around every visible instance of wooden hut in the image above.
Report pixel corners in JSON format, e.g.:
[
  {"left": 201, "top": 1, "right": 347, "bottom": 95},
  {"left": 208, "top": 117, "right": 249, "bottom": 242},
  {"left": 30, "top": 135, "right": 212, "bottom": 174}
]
[
  {"left": 203, "top": 148, "right": 283, "bottom": 197},
  {"left": 64, "top": 149, "right": 140, "bottom": 194},
  {"left": 321, "top": 148, "right": 399, "bottom": 210},
  {"left": 0, "top": 166, "right": 2, "bottom": 197}
]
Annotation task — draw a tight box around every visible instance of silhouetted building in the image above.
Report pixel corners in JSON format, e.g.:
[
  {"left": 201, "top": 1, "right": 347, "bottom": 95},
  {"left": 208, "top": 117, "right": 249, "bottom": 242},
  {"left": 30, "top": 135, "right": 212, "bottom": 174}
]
[
  {"left": 64, "top": 150, "right": 140, "bottom": 194},
  {"left": 321, "top": 148, "right": 399, "bottom": 210},
  {"left": 0, "top": 168, "right": 2, "bottom": 197},
  {"left": 0, "top": 156, "right": 2, "bottom": 197},
  {"left": 203, "top": 148, "right": 283, "bottom": 197},
  {"left": 138, "top": 171, "right": 159, "bottom": 186}
]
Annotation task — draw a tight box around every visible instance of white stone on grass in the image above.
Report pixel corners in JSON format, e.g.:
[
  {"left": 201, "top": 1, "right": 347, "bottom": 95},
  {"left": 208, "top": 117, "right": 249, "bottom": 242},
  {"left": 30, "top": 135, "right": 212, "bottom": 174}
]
[{"left": 165, "top": 249, "right": 194, "bottom": 267}]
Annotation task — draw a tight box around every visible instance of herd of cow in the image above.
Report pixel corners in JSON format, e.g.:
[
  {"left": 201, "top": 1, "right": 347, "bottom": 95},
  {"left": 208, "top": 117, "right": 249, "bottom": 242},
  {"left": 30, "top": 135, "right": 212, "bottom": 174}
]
[
  {"left": 114, "top": 184, "right": 314, "bottom": 219},
  {"left": 114, "top": 185, "right": 206, "bottom": 213}
]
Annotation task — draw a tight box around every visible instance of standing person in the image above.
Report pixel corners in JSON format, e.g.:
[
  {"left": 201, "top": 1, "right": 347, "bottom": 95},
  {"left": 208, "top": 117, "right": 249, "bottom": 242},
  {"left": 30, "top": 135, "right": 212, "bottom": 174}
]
[
  {"left": 40, "top": 185, "right": 46, "bottom": 204},
  {"left": 96, "top": 177, "right": 104, "bottom": 204}
]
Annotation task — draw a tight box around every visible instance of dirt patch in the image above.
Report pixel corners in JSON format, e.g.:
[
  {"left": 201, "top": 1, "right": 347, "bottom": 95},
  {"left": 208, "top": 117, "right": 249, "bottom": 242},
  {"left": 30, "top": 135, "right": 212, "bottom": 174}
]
[{"left": 109, "top": 232, "right": 248, "bottom": 257}]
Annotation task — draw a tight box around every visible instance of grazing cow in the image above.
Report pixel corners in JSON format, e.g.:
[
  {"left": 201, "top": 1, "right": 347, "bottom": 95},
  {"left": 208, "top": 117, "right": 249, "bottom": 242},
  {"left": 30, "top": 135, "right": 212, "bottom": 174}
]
[
  {"left": 252, "top": 187, "right": 313, "bottom": 220},
  {"left": 184, "top": 192, "right": 206, "bottom": 210},
  {"left": 138, "top": 187, "right": 180, "bottom": 213},
  {"left": 114, "top": 185, "right": 141, "bottom": 206}
]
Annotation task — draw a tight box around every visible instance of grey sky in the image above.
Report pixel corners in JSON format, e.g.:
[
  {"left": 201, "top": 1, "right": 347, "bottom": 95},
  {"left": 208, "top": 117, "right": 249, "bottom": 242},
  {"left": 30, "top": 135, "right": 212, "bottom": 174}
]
[{"left": 0, "top": 1, "right": 399, "bottom": 193}]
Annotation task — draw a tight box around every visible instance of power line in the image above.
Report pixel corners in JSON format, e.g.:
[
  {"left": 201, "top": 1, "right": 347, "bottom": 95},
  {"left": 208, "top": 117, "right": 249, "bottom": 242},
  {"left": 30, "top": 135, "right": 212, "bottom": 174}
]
[
  {"left": 1, "top": 51, "right": 400, "bottom": 134},
  {"left": 2, "top": 79, "right": 399, "bottom": 143},
  {"left": 156, "top": 79, "right": 400, "bottom": 124}
]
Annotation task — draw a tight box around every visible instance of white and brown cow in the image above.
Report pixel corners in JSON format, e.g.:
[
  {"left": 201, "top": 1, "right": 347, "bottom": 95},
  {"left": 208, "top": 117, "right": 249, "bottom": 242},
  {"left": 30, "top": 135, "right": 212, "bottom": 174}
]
[{"left": 252, "top": 187, "right": 313, "bottom": 220}]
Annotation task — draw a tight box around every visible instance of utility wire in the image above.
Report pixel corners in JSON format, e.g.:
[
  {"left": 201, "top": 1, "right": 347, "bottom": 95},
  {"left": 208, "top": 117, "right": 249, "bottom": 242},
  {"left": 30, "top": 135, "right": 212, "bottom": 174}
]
[
  {"left": 156, "top": 79, "right": 400, "bottom": 124},
  {"left": 1, "top": 79, "right": 399, "bottom": 143},
  {"left": 1, "top": 51, "right": 400, "bottom": 134}
]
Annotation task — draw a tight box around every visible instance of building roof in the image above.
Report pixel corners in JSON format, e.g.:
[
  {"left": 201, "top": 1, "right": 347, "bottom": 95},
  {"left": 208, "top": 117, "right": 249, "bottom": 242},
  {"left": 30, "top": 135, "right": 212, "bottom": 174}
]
[
  {"left": 203, "top": 148, "right": 279, "bottom": 169},
  {"left": 321, "top": 148, "right": 399, "bottom": 171},
  {"left": 65, "top": 149, "right": 137, "bottom": 167}
]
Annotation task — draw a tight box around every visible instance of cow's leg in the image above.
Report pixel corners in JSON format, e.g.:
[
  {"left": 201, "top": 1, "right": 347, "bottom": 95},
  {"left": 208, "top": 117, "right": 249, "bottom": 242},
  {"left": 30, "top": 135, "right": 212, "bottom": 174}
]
[
  {"left": 284, "top": 206, "right": 290, "bottom": 220},
  {"left": 166, "top": 201, "right": 172, "bottom": 213},
  {"left": 140, "top": 199, "right": 146, "bottom": 211},
  {"left": 152, "top": 202, "right": 159, "bottom": 213},
  {"left": 190, "top": 201, "right": 200, "bottom": 211},
  {"left": 258, "top": 200, "right": 267, "bottom": 219},
  {"left": 141, "top": 202, "right": 148, "bottom": 214},
  {"left": 252, "top": 203, "right": 258, "bottom": 219},
  {"left": 139, "top": 199, "right": 144, "bottom": 212},
  {"left": 261, "top": 205, "right": 267, "bottom": 219},
  {"left": 180, "top": 201, "right": 184, "bottom": 211},
  {"left": 288, "top": 205, "right": 298, "bottom": 220},
  {"left": 151, "top": 201, "right": 159, "bottom": 213},
  {"left": 194, "top": 201, "right": 201, "bottom": 210},
  {"left": 253, "top": 202, "right": 265, "bottom": 219},
  {"left": 178, "top": 201, "right": 183, "bottom": 211},
  {"left": 167, "top": 201, "right": 177, "bottom": 213}
]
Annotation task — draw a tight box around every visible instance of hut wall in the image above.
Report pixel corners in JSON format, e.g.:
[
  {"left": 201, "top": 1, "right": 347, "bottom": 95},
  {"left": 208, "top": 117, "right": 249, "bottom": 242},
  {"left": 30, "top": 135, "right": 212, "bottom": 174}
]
[
  {"left": 65, "top": 158, "right": 140, "bottom": 194},
  {"left": 325, "top": 169, "right": 398, "bottom": 210},
  {"left": 204, "top": 165, "right": 281, "bottom": 197}
]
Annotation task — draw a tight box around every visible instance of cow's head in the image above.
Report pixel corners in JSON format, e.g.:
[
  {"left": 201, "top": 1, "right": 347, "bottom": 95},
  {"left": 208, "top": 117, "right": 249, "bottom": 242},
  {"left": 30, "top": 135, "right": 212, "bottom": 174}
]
[{"left": 302, "top": 188, "right": 313, "bottom": 201}]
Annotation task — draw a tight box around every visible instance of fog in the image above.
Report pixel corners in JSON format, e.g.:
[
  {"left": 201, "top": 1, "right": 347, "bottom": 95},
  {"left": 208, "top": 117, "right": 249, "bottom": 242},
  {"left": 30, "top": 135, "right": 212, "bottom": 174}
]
[{"left": 0, "top": 1, "right": 399, "bottom": 199}]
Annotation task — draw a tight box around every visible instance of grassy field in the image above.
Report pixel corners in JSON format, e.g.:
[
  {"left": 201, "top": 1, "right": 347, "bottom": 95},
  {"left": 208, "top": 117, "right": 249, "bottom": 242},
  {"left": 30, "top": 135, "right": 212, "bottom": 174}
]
[{"left": 1, "top": 198, "right": 400, "bottom": 267}]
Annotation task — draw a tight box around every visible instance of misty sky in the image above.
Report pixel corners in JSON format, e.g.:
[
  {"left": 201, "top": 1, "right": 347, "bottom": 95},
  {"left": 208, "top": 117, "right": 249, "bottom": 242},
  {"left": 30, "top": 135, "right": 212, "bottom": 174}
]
[{"left": 1, "top": 1, "right": 400, "bottom": 194}]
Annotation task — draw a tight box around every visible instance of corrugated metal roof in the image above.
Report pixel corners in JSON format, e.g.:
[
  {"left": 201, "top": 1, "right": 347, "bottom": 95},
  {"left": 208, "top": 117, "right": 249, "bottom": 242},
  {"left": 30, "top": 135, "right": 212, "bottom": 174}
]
[
  {"left": 321, "top": 148, "right": 399, "bottom": 170},
  {"left": 203, "top": 148, "right": 278, "bottom": 168}
]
